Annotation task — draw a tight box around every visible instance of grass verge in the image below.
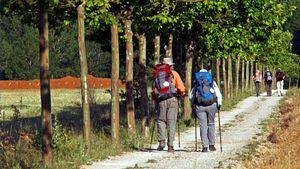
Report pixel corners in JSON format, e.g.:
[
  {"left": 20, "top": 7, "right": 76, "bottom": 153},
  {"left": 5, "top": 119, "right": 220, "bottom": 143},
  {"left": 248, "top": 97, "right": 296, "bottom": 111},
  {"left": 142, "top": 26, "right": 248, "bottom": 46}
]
[{"left": 234, "top": 88, "right": 300, "bottom": 169}]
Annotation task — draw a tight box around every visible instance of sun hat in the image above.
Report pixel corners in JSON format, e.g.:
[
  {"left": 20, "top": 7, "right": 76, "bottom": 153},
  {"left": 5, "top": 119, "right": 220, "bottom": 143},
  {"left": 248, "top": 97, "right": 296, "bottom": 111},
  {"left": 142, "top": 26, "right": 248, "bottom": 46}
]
[{"left": 162, "top": 58, "right": 174, "bottom": 65}]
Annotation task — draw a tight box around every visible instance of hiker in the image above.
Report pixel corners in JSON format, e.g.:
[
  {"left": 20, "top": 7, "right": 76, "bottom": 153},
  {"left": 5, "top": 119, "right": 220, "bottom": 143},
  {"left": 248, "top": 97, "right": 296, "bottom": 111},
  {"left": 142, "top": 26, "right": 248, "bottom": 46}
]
[
  {"left": 264, "top": 69, "right": 273, "bottom": 96},
  {"left": 275, "top": 68, "right": 285, "bottom": 96},
  {"left": 151, "top": 57, "right": 185, "bottom": 152},
  {"left": 189, "top": 68, "right": 222, "bottom": 152},
  {"left": 252, "top": 69, "right": 262, "bottom": 97}
]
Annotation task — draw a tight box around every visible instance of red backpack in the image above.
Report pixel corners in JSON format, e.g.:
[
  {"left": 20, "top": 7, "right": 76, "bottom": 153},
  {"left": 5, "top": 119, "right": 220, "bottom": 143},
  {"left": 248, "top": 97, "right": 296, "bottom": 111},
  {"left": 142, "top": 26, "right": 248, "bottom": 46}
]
[{"left": 152, "top": 63, "right": 176, "bottom": 100}]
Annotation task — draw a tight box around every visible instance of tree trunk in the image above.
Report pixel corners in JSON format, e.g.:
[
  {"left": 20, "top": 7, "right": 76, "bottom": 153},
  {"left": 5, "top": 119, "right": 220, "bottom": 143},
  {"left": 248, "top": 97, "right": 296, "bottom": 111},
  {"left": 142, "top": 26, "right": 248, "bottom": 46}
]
[
  {"left": 289, "top": 78, "right": 291, "bottom": 89},
  {"left": 260, "top": 65, "right": 264, "bottom": 86},
  {"left": 222, "top": 58, "right": 227, "bottom": 100},
  {"left": 167, "top": 34, "right": 173, "bottom": 59},
  {"left": 125, "top": 20, "right": 135, "bottom": 133},
  {"left": 241, "top": 59, "right": 245, "bottom": 93},
  {"left": 250, "top": 61, "right": 254, "bottom": 91},
  {"left": 77, "top": 3, "right": 91, "bottom": 154},
  {"left": 245, "top": 61, "right": 249, "bottom": 91},
  {"left": 39, "top": 0, "right": 52, "bottom": 167},
  {"left": 235, "top": 56, "right": 240, "bottom": 96},
  {"left": 216, "top": 58, "right": 220, "bottom": 86},
  {"left": 165, "top": 34, "right": 173, "bottom": 59},
  {"left": 183, "top": 41, "right": 194, "bottom": 119},
  {"left": 111, "top": 23, "right": 120, "bottom": 144},
  {"left": 154, "top": 35, "right": 160, "bottom": 65},
  {"left": 227, "top": 56, "right": 233, "bottom": 99},
  {"left": 138, "top": 34, "right": 150, "bottom": 137},
  {"left": 272, "top": 68, "right": 276, "bottom": 89},
  {"left": 255, "top": 62, "right": 258, "bottom": 71}
]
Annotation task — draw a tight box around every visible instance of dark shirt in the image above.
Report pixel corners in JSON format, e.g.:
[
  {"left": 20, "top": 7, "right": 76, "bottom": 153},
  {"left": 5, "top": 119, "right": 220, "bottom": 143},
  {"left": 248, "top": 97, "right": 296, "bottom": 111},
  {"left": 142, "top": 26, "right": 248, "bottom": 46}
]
[{"left": 275, "top": 71, "right": 285, "bottom": 81}]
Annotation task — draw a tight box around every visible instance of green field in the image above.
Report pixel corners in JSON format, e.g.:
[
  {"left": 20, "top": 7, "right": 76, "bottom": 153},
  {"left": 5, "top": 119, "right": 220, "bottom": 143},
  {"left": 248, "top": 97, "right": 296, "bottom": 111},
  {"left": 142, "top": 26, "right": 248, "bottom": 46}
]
[
  {"left": 0, "top": 89, "right": 111, "bottom": 119},
  {"left": 0, "top": 89, "right": 145, "bottom": 169}
]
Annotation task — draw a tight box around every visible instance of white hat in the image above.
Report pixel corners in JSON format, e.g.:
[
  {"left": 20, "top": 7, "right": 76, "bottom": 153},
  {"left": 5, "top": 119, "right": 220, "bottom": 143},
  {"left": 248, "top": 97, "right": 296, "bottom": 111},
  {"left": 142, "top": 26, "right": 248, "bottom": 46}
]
[{"left": 162, "top": 58, "right": 174, "bottom": 65}]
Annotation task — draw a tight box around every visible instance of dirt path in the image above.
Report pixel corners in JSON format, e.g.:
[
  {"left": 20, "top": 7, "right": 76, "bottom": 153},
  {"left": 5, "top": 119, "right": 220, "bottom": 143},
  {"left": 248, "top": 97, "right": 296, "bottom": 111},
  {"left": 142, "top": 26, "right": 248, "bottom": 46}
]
[{"left": 82, "top": 90, "right": 285, "bottom": 169}]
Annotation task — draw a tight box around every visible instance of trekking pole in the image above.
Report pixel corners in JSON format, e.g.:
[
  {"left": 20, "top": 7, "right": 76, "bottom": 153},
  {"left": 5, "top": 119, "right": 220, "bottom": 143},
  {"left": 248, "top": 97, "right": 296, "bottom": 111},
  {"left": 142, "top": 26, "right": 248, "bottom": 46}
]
[
  {"left": 194, "top": 109, "right": 197, "bottom": 152},
  {"left": 217, "top": 107, "right": 223, "bottom": 152},
  {"left": 177, "top": 114, "right": 181, "bottom": 148},
  {"left": 177, "top": 100, "right": 182, "bottom": 148}
]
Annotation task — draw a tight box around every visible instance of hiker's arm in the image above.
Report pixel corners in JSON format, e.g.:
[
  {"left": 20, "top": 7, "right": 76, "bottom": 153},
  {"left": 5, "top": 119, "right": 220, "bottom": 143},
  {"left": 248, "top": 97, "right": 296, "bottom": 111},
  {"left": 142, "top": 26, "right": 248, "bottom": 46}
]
[
  {"left": 150, "top": 83, "right": 157, "bottom": 101},
  {"left": 213, "top": 81, "right": 222, "bottom": 107},
  {"left": 189, "top": 87, "right": 196, "bottom": 104},
  {"left": 172, "top": 71, "right": 185, "bottom": 97}
]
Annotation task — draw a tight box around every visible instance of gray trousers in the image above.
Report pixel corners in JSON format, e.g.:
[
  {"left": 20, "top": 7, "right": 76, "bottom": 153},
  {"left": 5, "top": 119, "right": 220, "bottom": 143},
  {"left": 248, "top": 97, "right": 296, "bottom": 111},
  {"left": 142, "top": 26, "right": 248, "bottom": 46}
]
[
  {"left": 157, "top": 97, "right": 178, "bottom": 146},
  {"left": 195, "top": 103, "right": 218, "bottom": 148}
]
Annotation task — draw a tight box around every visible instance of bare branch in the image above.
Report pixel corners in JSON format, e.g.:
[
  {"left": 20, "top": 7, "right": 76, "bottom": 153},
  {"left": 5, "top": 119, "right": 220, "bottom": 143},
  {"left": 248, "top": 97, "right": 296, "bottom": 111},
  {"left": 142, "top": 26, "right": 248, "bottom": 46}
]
[{"left": 67, "top": 0, "right": 76, "bottom": 8}]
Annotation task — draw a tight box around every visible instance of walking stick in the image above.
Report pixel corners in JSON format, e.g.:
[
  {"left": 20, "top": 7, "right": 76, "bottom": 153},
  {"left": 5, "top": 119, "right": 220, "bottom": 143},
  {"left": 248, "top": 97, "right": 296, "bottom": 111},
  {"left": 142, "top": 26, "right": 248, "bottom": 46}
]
[
  {"left": 194, "top": 110, "right": 197, "bottom": 152},
  {"left": 177, "top": 114, "right": 181, "bottom": 148},
  {"left": 217, "top": 107, "right": 223, "bottom": 152},
  {"left": 177, "top": 100, "right": 182, "bottom": 148}
]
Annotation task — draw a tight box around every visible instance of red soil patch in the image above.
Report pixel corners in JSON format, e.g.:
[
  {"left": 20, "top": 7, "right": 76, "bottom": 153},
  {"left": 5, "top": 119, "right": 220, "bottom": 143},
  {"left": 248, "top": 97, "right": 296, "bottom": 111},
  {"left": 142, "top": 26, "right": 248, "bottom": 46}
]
[{"left": 0, "top": 75, "right": 125, "bottom": 90}]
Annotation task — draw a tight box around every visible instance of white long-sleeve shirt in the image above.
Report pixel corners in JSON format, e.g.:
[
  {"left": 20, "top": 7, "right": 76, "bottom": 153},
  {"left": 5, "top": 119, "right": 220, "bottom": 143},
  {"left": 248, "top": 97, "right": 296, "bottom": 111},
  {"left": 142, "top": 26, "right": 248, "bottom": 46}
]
[
  {"left": 189, "top": 69, "right": 222, "bottom": 106},
  {"left": 189, "top": 81, "right": 222, "bottom": 106},
  {"left": 213, "top": 81, "right": 222, "bottom": 106}
]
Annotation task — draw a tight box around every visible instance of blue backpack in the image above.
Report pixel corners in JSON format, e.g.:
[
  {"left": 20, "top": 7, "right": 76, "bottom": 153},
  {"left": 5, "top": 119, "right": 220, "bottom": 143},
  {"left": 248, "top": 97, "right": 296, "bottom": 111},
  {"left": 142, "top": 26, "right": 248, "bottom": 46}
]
[{"left": 194, "top": 71, "right": 217, "bottom": 106}]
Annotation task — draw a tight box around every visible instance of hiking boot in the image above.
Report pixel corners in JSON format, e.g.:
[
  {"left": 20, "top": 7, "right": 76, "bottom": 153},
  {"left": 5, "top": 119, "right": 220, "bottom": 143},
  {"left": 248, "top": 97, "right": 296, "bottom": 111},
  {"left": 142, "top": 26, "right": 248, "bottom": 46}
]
[
  {"left": 209, "top": 145, "right": 216, "bottom": 151},
  {"left": 201, "top": 147, "right": 208, "bottom": 152},
  {"left": 167, "top": 146, "right": 175, "bottom": 153},
  {"left": 157, "top": 141, "right": 165, "bottom": 151}
]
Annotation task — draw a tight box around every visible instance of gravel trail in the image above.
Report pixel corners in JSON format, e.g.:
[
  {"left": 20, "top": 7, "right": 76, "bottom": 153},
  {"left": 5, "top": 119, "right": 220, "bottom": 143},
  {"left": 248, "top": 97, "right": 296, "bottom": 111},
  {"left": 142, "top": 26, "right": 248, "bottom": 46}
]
[{"left": 82, "top": 90, "right": 285, "bottom": 169}]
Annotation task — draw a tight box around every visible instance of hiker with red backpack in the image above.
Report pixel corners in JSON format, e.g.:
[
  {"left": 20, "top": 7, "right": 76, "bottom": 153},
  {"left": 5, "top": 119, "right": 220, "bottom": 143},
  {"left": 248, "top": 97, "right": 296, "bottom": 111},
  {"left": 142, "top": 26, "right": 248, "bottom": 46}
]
[
  {"left": 276, "top": 68, "right": 285, "bottom": 96},
  {"left": 264, "top": 69, "right": 273, "bottom": 96},
  {"left": 189, "top": 68, "right": 222, "bottom": 152},
  {"left": 151, "top": 58, "right": 185, "bottom": 152}
]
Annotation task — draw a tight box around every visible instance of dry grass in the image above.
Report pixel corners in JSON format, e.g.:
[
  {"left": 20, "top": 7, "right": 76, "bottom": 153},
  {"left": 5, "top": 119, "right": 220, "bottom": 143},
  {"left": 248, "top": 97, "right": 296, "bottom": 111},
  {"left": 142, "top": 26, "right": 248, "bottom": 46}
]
[{"left": 243, "top": 89, "right": 300, "bottom": 169}]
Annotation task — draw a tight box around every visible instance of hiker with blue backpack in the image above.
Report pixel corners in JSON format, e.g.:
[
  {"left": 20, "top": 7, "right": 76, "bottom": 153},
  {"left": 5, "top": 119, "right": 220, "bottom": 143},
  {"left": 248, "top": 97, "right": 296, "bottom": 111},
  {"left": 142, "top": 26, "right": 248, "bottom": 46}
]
[
  {"left": 151, "top": 58, "right": 185, "bottom": 152},
  {"left": 264, "top": 69, "right": 273, "bottom": 96},
  {"left": 189, "top": 68, "right": 222, "bottom": 152}
]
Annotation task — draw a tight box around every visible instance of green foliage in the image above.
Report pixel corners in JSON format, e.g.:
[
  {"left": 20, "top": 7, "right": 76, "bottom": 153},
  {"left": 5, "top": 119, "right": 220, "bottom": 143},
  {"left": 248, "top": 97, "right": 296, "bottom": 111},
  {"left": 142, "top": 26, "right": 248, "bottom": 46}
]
[
  {"left": 85, "top": 0, "right": 113, "bottom": 29},
  {"left": 49, "top": 25, "right": 80, "bottom": 78},
  {"left": 86, "top": 41, "right": 111, "bottom": 77},
  {"left": 0, "top": 15, "right": 111, "bottom": 80},
  {"left": 0, "top": 15, "right": 39, "bottom": 80}
]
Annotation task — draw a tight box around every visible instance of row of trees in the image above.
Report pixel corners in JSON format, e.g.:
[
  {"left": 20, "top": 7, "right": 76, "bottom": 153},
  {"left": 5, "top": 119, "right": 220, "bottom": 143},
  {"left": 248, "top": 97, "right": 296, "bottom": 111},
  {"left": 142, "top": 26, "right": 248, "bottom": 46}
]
[{"left": 1, "top": 0, "right": 300, "bottom": 167}]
